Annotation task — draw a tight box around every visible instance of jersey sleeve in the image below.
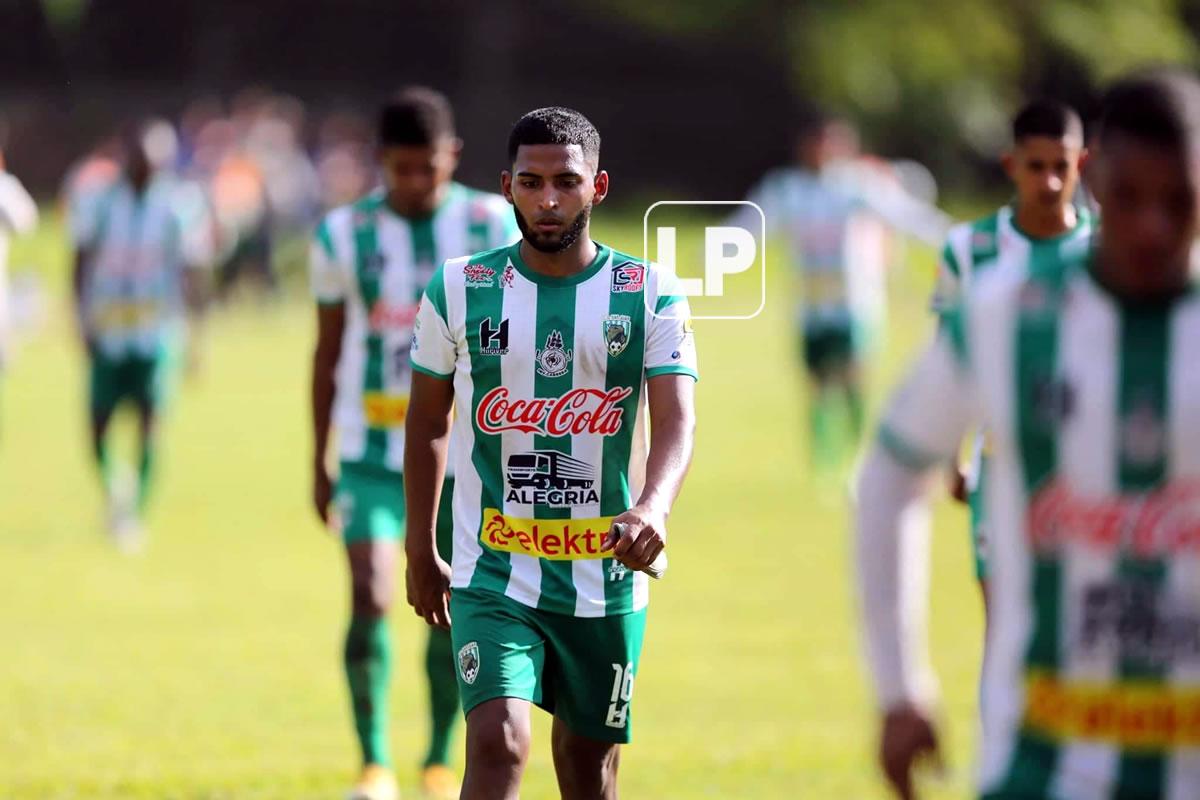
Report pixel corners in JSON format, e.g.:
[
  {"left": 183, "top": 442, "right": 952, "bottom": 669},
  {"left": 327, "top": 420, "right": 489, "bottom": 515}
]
[
  {"left": 645, "top": 279, "right": 698, "bottom": 381},
  {"left": 410, "top": 265, "right": 457, "bottom": 380},
  {"left": 876, "top": 331, "right": 973, "bottom": 469},
  {"left": 309, "top": 214, "right": 349, "bottom": 305}
]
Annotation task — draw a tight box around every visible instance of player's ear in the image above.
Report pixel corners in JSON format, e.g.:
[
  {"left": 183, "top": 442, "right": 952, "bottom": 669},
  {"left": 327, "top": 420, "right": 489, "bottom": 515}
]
[
  {"left": 592, "top": 170, "right": 609, "bottom": 206},
  {"left": 500, "top": 170, "right": 514, "bottom": 204},
  {"left": 1077, "top": 147, "right": 1090, "bottom": 173},
  {"left": 1001, "top": 151, "right": 1015, "bottom": 181}
]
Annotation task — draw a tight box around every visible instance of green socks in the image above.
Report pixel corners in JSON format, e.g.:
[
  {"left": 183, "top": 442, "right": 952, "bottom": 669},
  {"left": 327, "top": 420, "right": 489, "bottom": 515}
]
[
  {"left": 137, "top": 438, "right": 155, "bottom": 512},
  {"left": 344, "top": 614, "right": 392, "bottom": 767},
  {"left": 423, "top": 626, "right": 460, "bottom": 767}
]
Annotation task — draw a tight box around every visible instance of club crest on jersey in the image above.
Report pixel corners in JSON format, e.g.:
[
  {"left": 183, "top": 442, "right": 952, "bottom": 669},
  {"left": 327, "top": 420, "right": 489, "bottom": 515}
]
[
  {"left": 458, "top": 642, "right": 480, "bottom": 685},
  {"left": 611, "top": 261, "right": 645, "bottom": 293},
  {"left": 604, "top": 314, "right": 631, "bottom": 356},
  {"left": 464, "top": 263, "right": 496, "bottom": 288},
  {"left": 505, "top": 450, "right": 599, "bottom": 506},
  {"left": 501, "top": 264, "right": 515, "bottom": 289},
  {"left": 536, "top": 330, "right": 573, "bottom": 377}
]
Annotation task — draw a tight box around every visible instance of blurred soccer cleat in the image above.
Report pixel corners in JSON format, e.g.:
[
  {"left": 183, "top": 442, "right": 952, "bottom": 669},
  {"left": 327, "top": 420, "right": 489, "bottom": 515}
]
[
  {"left": 419, "top": 764, "right": 459, "bottom": 799},
  {"left": 347, "top": 764, "right": 398, "bottom": 800}
]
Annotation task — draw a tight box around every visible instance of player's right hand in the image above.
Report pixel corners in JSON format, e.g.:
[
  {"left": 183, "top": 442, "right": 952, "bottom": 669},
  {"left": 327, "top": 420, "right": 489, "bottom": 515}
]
[
  {"left": 879, "top": 703, "right": 942, "bottom": 800},
  {"left": 878, "top": 705, "right": 940, "bottom": 796},
  {"left": 406, "top": 553, "right": 452, "bottom": 630}
]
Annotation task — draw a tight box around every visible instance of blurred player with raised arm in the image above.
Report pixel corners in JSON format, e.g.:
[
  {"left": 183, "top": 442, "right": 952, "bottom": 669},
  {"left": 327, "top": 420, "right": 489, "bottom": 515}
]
[
  {"left": 310, "top": 87, "right": 518, "bottom": 800},
  {"left": 932, "top": 100, "right": 1093, "bottom": 610},
  {"left": 739, "top": 109, "right": 950, "bottom": 474},
  {"left": 405, "top": 107, "right": 697, "bottom": 800},
  {"left": 856, "top": 70, "right": 1200, "bottom": 800}
]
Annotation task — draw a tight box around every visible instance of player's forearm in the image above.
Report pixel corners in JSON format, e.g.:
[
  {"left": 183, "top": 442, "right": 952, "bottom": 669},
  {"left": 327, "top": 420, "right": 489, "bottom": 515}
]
[
  {"left": 854, "top": 444, "right": 940, "bottom": 710},
  {"left": 310, "top": 352, "right": 337, "bottom": 470},
  {"left": 637, "top": 392, "right": 696, "bottom": 516},
  {"left": 403, "top": 414, "right": 450, "bottom": 558}
]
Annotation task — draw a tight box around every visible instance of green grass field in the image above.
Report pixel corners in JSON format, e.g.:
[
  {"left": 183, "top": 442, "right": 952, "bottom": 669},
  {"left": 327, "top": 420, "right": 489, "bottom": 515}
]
[{"left": 0, "top": 212, "right": 982, "bottom": 798}]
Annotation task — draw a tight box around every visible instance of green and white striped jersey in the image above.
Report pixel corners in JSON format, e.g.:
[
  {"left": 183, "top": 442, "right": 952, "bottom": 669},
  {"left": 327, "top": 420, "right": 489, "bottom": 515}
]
[
  {"left": 310, "top": 184, "right": 518, "bottom": 473},
  {"left": 411, "top": 242, "right": 698, "bottom": 618},
  {"left": 931, "top": 204, "right": 1094, "bottom": 315},
  {"left": 932, "top": 205, "right": 1095, "bottom": 492},
  {"left": 882, "top": 243, "right": 1200, "bottom": 798}
]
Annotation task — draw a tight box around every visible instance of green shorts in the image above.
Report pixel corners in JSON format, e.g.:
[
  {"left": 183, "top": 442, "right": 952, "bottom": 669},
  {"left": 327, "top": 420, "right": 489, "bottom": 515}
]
[
  {"left": 89, "top": 349, "right": 169, "bottom": 418},
  {"left": 335, "top": 462, "right": 453, "bottom": 559},
  {"left": 800, "top": 323, "right": 859, "bottom": 379},
  {"left": 449, "top": 588, "right": 647, "bottom": 743}
]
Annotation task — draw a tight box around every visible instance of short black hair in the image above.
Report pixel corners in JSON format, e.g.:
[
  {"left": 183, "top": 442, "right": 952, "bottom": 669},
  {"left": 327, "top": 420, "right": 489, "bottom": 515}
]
[
  {"left": 1012, "top": 99, "right": 1083, "bottom": 144},
  {"left": 379, "top": 86, "right": 455, "bottom": 147},
  {"left": 507, "top": 107, "right": 600, "bottom": 168},
  {"left": 1095, "top": 68, "right": 1200, "bottom": 152}
]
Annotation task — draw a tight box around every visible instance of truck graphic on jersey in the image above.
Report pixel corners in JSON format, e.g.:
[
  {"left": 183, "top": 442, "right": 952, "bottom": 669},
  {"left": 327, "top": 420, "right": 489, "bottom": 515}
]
[{"left": 505, "top": 450, "right": 600, "bottom": 507}]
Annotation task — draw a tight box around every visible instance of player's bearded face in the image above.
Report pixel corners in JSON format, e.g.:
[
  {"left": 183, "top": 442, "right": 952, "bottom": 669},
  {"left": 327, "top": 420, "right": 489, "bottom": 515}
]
[{"left": 515, "top": 201, "right": 592, "bottom": 253}]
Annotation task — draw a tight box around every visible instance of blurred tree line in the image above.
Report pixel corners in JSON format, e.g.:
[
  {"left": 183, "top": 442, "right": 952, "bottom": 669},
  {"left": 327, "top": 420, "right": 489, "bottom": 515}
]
[{"left": 601, "top": 0, "right": 1200, "bottom": 198}]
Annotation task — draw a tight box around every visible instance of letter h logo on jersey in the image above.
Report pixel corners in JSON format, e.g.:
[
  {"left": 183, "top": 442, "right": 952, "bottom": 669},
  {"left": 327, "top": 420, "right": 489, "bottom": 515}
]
[{"left": 478, "top": 317, "right": 509, "bottom": 356}]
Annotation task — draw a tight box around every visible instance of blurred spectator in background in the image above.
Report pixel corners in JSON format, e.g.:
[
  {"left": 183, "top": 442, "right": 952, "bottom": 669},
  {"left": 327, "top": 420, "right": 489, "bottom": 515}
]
[
  {"left": 70, "top": 119, "right": 209, "bottom": 552},
  {"left": 0, "top": 117, "right": 39, "bottom": 391},
  {"left": 736, "top": 108, "right": 952, "bottom": 477}
]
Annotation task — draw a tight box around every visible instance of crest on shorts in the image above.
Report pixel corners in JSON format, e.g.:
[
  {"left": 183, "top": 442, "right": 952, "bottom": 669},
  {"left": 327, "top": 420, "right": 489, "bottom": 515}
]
[
  {"left": 458, "top": 641, "right": 480, "bottom": 685},
  {"left": 536, "top": 330, "right": 573, "bottom": 377},
  {"left": 603, "top": 314, "right": 631, "bottom": 357}
]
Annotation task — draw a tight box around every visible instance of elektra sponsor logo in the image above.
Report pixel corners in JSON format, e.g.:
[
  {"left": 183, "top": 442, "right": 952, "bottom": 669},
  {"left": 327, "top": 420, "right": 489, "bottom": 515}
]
[
  {"left": 480, "top": 508, "right": 612, "bottom": 560},
  {"left": 475, "top": 386, "right": 633, "bottom": 437},
  {"left": 505, "top": 450, "right": 599, "bottom": 506}
]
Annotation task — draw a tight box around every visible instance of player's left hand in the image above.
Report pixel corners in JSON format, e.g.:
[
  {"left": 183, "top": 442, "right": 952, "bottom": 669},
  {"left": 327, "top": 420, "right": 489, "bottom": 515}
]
[{"left": 602, "top": 504, "right": 667, "bottom": 573}]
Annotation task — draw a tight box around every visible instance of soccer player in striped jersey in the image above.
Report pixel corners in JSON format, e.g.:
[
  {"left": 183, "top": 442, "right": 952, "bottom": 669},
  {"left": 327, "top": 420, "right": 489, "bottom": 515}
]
[
  {"left": 405, "top": 107, "right": 697, "bottom": 799},
  {"left": 933, "top": 100, "right": 1093, "bottom": 606},
  {"left": 71, "top": 120, "right": 205, "bottom": 550},
  {"left": 739, "top": 111, "right": 950, "bottom": 474},
  {"left": 856, "top": 70, "right": 1200, "bottom": 800},
  {"left": 310, "top": 88, "right": 517, "bottom": 800}
]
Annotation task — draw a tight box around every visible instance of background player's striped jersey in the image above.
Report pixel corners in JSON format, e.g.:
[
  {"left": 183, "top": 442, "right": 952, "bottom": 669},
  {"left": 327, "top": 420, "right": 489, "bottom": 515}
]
[
  {"left": 931, "top": 203, "right": 1094, "bottom": 315},
  {"left": 740, "top": 161, "right": 948, "bottom": 332},
  {"left": 71, "top": 176, "right": 192, "bottom": 359},
  {"left": 880, "top": 243, "right": 1200, "bottom": 798},
  {"left": 310, "top": 184, "right": 518, "bottom": 473},
  {"left": 411, "top": 243, "right": 697, "bottom": 618}
]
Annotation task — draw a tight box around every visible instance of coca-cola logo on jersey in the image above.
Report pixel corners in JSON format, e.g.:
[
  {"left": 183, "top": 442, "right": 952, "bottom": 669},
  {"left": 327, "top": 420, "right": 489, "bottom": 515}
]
[
  {"left": 475, "top": 386, "right": 633, "bottom": 437},
  {"left": 1028, "top": 479, "right": 1200, "bottom": 556}
]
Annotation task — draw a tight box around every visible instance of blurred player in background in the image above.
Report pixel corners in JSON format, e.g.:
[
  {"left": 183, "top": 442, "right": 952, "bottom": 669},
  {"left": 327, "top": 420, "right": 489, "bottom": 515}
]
[
  {"left": 71, "top": 120, "right": 208, "bottom": 550},
  {"left": 405, "top": 107, "right": 697, "bottom": 800},
  {"left": 309, "top": 87, "right": 518, "bottom": 800},
  {"left": 739, "top": 110, "right": 950, "bottom": 475},
  {"left": 931, "top": 100, "right": 1092, "bottom": 611},
  {"left": 0, "top": 120, "right": 39, "bottom": 421},
  {"left": 856, "top": 69, "right": 1200, "bottom": 799}
]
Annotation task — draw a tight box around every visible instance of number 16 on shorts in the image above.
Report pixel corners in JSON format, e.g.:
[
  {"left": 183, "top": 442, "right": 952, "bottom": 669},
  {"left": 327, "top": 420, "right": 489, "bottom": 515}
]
[{"left": 606, "top": 662, "right": 635, "bottom": 729}]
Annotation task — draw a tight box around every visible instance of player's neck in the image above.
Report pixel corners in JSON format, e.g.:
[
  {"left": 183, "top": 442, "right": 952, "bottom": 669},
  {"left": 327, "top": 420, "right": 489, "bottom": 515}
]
[
  {"left": 1091, "top": 249, "right": 1193, "bottom": 305},
  {"left": 1013, "top": 202, "right": 1076, "bottom": 240},
  {"left": 384, "top": 184, "right": 449, "bottom": 219},
  {"left": 518, "top": 235, "right": 598, "bottom": 278}
]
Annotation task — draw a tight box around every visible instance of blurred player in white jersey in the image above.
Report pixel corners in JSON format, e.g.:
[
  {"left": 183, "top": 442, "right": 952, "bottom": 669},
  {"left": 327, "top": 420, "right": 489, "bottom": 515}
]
[
  {"left": 71, "top": 120, "right": 207, "bottom": 550},
  {"left": 0, "top": 121, "right": 39, "bottom": 428},
  {"left": 740, "top": 110, "right": 950, "bottom": 474}
]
